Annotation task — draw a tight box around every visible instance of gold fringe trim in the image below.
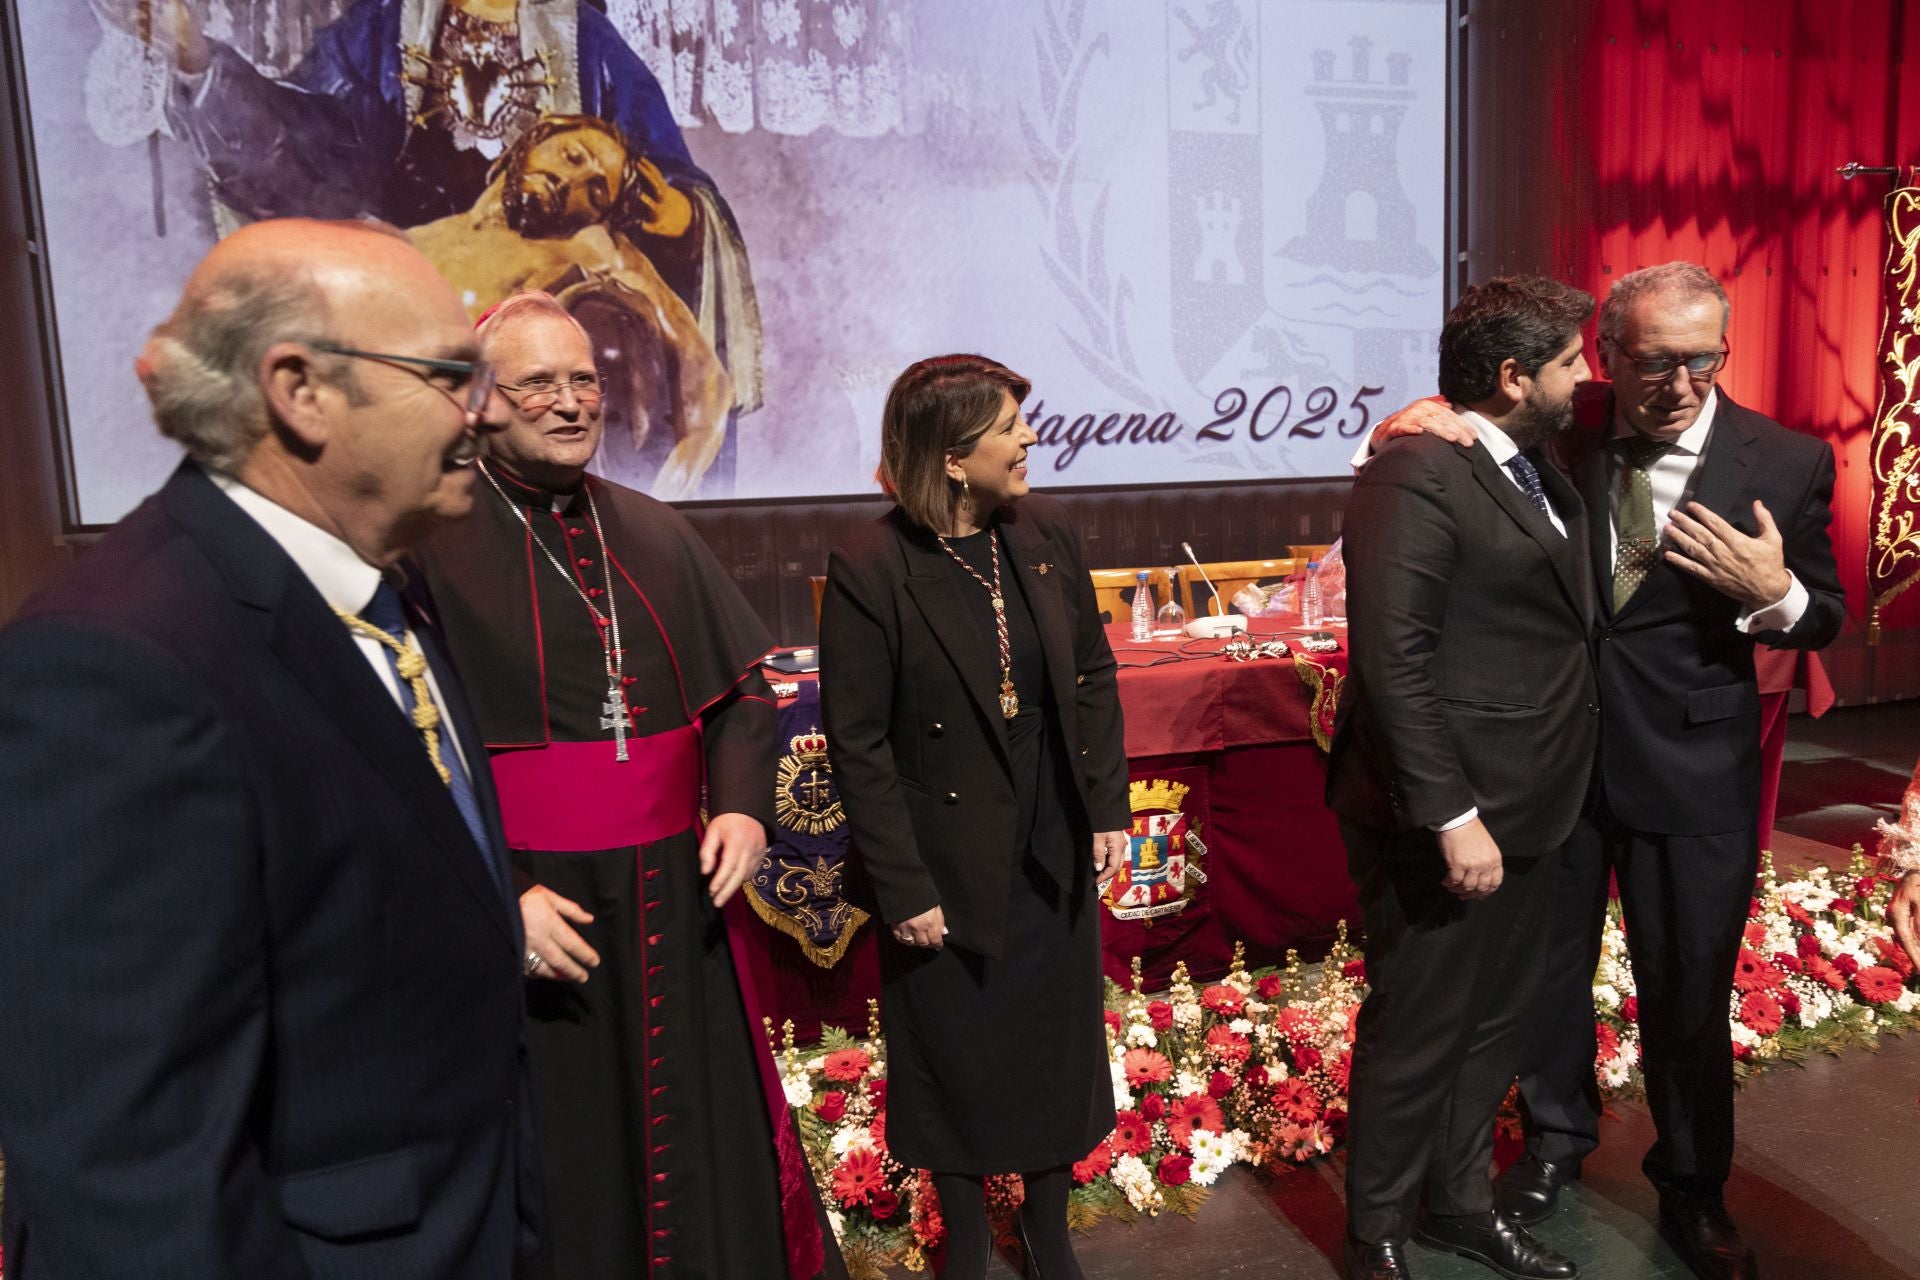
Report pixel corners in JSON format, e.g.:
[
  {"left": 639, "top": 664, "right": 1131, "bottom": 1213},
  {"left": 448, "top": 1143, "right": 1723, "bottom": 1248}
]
[{"left": 745, "top": 880, "right": 870, "bottom": 969}]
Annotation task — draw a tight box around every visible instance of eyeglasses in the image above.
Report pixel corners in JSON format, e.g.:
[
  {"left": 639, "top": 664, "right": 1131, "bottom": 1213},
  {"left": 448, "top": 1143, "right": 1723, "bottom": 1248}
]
[
  {"left": 1606, "top": 337, "right": 1730, "bottom": 382},
  {"left": 310, "top": 341, "right": 497, "bottom": 417},
  {"left": 496, "top": 374, "right": 605, "bottom": 414}
]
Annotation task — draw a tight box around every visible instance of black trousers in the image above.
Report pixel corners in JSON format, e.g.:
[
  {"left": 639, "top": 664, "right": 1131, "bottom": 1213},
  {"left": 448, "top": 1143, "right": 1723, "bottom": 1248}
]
[
  {"left": 1341, "top": 822, "right": 1559, "bottom": 1244},
  {"left": 1517, "top": 812, "right": 1759, "bottom": 1197}
]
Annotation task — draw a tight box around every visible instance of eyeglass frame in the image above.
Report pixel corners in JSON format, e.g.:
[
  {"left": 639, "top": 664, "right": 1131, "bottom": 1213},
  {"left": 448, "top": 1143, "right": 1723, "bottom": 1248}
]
[
  {"left": 495, "top": 373, "right": 606, "bottom": 413},
  {"left": 309, "top": 341, "right": 497, "bottom": 418},
  {"left": 1603, "top": 335, "right": 1731, "bottom": 383}
]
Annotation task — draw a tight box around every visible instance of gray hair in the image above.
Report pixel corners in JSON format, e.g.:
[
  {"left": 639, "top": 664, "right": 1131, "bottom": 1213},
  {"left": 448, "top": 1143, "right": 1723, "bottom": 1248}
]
[
  {"left": 475, "top": 290, "right": 590, "bottom": 355},
  {"left": 141, "top": 267, "right": 337, "bottom": 474},
  {"left": 1599, "top": 261, "right": 1730, "bottom": 347}
]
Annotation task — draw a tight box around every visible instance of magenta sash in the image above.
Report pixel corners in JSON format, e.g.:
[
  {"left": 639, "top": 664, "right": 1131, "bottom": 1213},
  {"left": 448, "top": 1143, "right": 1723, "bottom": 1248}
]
[{"left": 487, "top": 727, "right": 701, "bottom": 851}]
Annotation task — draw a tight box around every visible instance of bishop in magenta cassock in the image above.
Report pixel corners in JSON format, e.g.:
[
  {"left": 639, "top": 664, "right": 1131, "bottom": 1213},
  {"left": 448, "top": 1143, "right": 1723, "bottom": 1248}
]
[{"left": 414, "top": 290, "right": 834, "bottom": 1279}]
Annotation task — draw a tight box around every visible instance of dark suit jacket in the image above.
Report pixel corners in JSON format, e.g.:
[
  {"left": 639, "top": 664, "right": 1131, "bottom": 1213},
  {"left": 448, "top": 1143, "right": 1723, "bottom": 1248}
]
[
  {"left": 0, "top": 465, "right": 527, "bottom": 1280},
  {"left": 1326, "top": 434, "right": 1599, "bottom": 859},
  {"left": 1557, "top": 386, "right": 1845, "bottom": 836},
  {"left": 818, "top": 494, "right": 1130, "bottom": 957}
]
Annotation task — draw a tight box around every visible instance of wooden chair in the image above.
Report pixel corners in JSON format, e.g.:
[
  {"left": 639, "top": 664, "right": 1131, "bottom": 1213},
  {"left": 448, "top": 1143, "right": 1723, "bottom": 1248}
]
[
  {"left": 1178, "top": 558, "right": 1305, "bottom": 616},
  {"left": 1088, "top": 567, "right": 1179, "bottom": 627},
  {"left": 1288, "top": 543, "right": 1334, "bottom": 564},
  {"left": 810, "top": 575, "right": 826, "bottom": 629}
]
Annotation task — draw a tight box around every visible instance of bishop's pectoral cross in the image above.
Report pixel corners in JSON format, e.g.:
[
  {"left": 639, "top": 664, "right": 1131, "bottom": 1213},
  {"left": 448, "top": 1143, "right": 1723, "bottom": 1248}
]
[{"left": 601, "top": 683, "right": 631, "bottom": 762}]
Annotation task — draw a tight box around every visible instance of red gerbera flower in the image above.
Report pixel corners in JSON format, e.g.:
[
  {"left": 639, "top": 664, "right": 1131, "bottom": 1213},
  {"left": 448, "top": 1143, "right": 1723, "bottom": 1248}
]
[
  {"left": 1854, "top": 965, "right": 1906, "bottom": 1004},
  {"left": 870, "top": 1111, "right": 888, "bottom": 1152},
  {"left": 1165, "top": 1092, "right": 1226, "bottom": 1150},
  {"left": 1595, "top": 1022, "right": 1621, "bottom": 1062},
  {"left": 1109, "top": 1109, "right": 1152, "bottom": 1157},
  {"left": 832, "top": 1148, "right": 887, "bottom": 1206},
  {"left": 1206, "top": 1023, "right": 1252, "bottom": 1066},
  {"left": 1786, "top": 901, "right": 1815, "bottom": 927},
  {"left": 1123, "top": 1046, "right": 1174, "bottom": 1085},
  {"left": 1732, "top": 948, "right": 1783, "bottom": 994},
  {"left": 1202, "top": 984, "right": 1245, "bottom": 1016},
  {"left": 1874, "top": 935, "right": 1917, "bottom": 979},
  {"left": 1743, "top": 921, "right": 1768, "bottom": 948},
  {"left": 1071, "top": 1141, "right": 1113, "bottom": 1185},
  {"left": 1805, "top": 956, "right": 1846, "bottom": 991},
  {"left": 1739, "top": 991, "right": 1783, "bottom": 1036},
  {"left": 1275, "top": 1007, "right": 1320, "bottom": 1044},
  {"left": 1326, "top": 1050, "right": 1353, "bottom": 1093},
  {"left": 822, "top": 1048, "right": 872, "bottom": 1083},
  {"left": 1773, "top": 951, "right": 1803, "bottom": 975},
  {"left": 1272, "top": 1077, "right": 1322, "bottom": 1124}
]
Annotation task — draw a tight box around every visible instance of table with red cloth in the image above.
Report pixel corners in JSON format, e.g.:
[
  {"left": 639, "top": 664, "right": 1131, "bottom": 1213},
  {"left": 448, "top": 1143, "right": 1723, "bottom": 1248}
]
[
  {"left": 734, "top": 627, "right": 1834, "bottom": 1041},
  {"left": 735, "top": 622, "right": 1358, "bottom": 1041}
]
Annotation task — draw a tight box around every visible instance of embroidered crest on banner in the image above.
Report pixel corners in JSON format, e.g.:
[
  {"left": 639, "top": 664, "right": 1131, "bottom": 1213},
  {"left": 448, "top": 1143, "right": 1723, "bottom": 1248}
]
[
  {"left": 775, "top": 727, "right": 844, "bottom": 836},
  {"left": 1103, "top": 778, "right": 1210, "bottom": 922}
]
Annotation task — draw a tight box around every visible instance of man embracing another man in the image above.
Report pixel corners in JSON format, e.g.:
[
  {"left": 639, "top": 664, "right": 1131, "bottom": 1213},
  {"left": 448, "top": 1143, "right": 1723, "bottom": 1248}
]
[{"left": 1329, "top": 276, "right": 1599, "bottom": 1280}]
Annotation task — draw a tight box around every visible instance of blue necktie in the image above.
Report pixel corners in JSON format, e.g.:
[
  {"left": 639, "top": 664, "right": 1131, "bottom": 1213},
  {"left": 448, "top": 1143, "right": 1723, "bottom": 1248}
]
[
  {"left": 1505, "top": 453, "right": 1552, "bottom": 518},
  {"left": 362, "top": 583, "right": 494, "bottom": 867}
]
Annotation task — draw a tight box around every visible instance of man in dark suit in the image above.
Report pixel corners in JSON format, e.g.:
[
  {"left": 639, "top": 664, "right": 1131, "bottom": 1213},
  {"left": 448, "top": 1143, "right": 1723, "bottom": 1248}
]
[
  {"left": 1328, "top": 276, "right": 1599, "bottom": 1280},
  {"left": 1372, "top": 263, "right": 1846, "bottom": 1280},
  {"left": 0, "top": 219, "right": 528, "bottom": 1278}
]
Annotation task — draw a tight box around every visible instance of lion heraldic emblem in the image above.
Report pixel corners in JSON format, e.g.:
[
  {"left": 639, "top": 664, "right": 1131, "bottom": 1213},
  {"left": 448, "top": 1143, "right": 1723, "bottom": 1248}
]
[
  {"left": 775, "top": 726, "right": 844, "bottom": 837},
  {"left": 1103, "top": 778, "right": 1210, "bottom": 922}
]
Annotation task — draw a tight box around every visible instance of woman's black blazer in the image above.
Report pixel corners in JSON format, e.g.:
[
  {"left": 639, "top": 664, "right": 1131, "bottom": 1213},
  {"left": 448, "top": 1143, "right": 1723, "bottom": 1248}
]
[{"left": 819, "top": 495, "right": 1130, "bottom": 957}]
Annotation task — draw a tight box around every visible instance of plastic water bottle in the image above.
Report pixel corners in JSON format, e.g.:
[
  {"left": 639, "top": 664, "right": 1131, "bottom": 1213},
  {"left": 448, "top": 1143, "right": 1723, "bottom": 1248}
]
[
  {"left": 1131, "top": 571, "right": 1155, "bottom": 641},
  {"left": 1301, "top": 561, "right": 1324, "bottom": 629}
]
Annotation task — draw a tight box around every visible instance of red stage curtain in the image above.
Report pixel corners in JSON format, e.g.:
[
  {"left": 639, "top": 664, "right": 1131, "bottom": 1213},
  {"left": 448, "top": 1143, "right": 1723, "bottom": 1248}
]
[{"left": 1550, "top": 1, "right": 1920, "bottom": 625}]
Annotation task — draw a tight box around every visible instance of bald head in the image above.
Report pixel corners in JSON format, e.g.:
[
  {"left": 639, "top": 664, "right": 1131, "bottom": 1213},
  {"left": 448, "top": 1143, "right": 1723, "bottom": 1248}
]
[{"left": 140, "top": 219, "right": 467, "bottom": 473}]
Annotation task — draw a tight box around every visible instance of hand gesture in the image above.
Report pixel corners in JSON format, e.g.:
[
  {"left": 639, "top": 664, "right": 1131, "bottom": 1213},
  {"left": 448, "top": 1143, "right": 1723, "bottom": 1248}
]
[
  {"left": 893, "top": 904, "right": 948, "bottom": 950},
  {"left": 699, "top": 811, "right": 767, "bottom": 908},
  {"left": 521, "top": 884, "right": 601, "bottom": 982},
  {"left": 1437, "top": 817, "right": 1503, "bottom": 900},
  {"left": 628, "top": 155, "right": 695, "bottom": 238},
  {"left": 1092, "top": 830, "right": 1130, "bottom": 888},
  {"left": 1371, "top": 397, "right": 1477, "bottom": 452},
  {"left": 1663, "top": 500, "right": 1794, "bottom": 610}
]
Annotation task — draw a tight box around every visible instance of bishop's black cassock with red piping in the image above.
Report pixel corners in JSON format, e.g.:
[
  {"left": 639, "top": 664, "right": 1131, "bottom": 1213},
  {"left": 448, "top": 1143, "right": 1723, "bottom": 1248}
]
[{"left": 416, "top": 465, "right": 836, "bottom": 1280}]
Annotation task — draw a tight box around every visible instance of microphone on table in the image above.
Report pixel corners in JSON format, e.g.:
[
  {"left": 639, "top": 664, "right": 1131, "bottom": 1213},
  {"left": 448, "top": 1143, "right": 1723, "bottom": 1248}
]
[{"left": 1179, "top": 541, "right": 1248, "bottom": 639}]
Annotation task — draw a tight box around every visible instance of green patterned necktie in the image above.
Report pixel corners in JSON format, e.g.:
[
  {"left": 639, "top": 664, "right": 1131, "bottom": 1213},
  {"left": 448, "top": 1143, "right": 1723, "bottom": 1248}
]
[{"left": 1612, "top": 434, "right": 1670, "bottom": 608}]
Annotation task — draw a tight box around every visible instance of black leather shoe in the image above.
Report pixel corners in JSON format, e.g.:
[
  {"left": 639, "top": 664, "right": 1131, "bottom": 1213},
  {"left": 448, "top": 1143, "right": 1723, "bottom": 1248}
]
[
  {"left": 1344, "top": 1237, "right": 1414, "bottom": 1279},
  {"left": 1494, "top": 1156, "right": 1581, "bottom": 1226},
  {"left": 1657, "top": 1193, "right": 1758, "bottom": 1280},
  {"left": 1413, "top": 1210, "right": 1578, "bottom": 1279}
]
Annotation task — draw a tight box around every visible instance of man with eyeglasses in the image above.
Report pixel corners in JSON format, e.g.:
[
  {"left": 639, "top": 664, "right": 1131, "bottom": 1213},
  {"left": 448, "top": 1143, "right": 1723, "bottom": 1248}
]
[
  {"left": 1366, "top": 262, "right": 1844, "bottom": 1279},
  {"left": 411, "top": 291, "right": 839, "bottom": 1280},
  {"left": 0, "top": 219, "right": 535, "bottom": 1277}
]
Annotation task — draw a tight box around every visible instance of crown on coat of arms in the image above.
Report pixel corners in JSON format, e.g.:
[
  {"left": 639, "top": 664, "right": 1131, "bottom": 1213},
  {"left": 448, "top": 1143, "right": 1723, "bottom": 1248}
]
[{"left": 789, "top": 728, "right": 830, "bottom": 765}]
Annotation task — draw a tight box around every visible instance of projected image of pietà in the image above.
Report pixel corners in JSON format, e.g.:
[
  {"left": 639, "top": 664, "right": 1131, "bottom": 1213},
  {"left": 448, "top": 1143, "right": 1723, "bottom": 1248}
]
[{"left": 89, "top": 0, "right": 761, "bottom": 497}]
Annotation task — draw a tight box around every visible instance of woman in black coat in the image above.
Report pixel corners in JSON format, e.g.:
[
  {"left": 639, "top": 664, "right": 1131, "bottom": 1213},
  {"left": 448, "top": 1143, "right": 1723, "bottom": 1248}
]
[{"left": 820, "top": 355, "right": 1131, "bottom": 1278}]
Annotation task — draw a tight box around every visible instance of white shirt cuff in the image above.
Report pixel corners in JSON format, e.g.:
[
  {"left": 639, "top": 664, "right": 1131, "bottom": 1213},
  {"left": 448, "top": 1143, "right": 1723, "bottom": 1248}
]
[
  {"left": 1349, "top": 435, "right": 1374, "bottom": 473},
  {"left": 1736, "top": 572, "right": 1808, "bottom": 635},
  {"left": 1432, "top": 807, "right": 1479, "bottom": 833}
]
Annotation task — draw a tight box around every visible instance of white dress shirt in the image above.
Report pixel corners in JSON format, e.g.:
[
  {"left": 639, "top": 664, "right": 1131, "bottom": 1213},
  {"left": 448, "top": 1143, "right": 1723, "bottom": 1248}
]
[
  {"left": 1459, "top": 411, "right": 1568, "bottom": 538},
  {"left": 1603, "top": 389, "right": 1807, "bottom": 634},
  {"left": 211, "top": 472, "right": 473, "bottom": 775}
]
